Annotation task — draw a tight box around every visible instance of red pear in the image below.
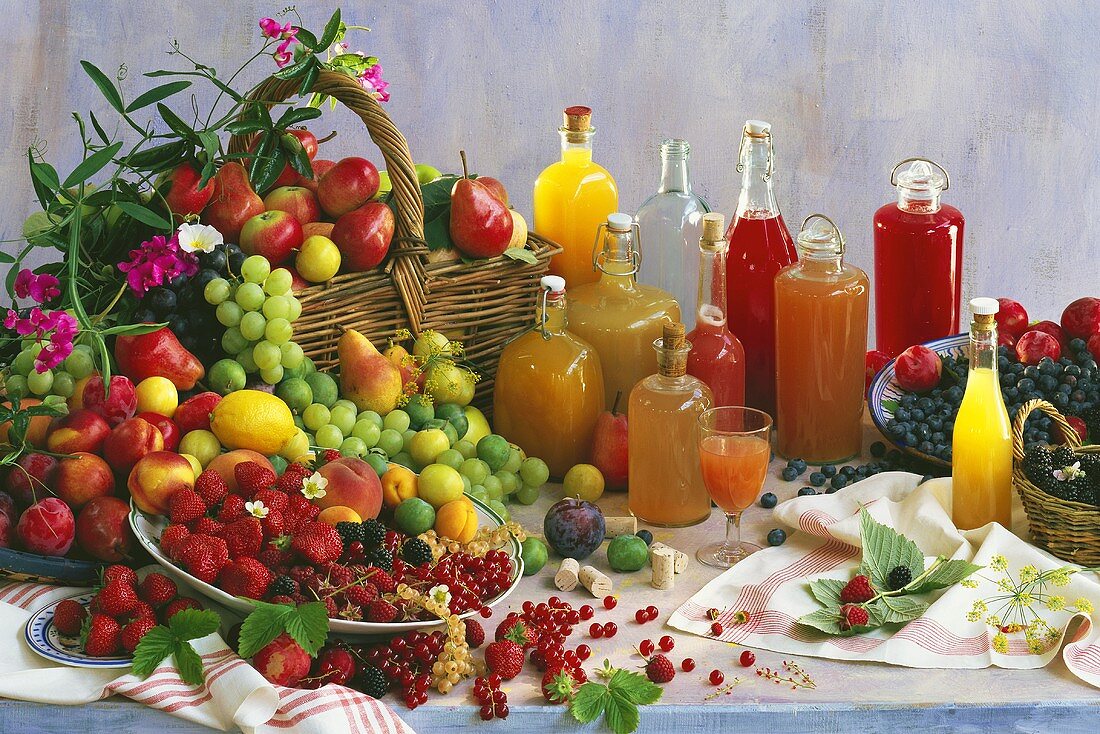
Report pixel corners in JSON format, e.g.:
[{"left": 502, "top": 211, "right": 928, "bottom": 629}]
[
  {"left": 330, "top": 202, "right": 394, "bottom": 272},
  {"left": 202, "top": 163, "right": 265, "bottom": 243},
  {"left": 477, "top": 176, "right": 509, "bottom": 206},
  {"left": 161, "top": 161, "right": 215, "bottom": 217},
  {"left": 115, "top": 326, "right": 204, "bottom": 390},
  {"left": 589, "top": 392, "right": 628, "bottom": 490},
  {"left": 449, "top": 151, "right": 512, "bottom": 259}
]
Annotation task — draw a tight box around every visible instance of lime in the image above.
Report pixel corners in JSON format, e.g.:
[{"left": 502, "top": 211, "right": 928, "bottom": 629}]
[
  {"left": 467, "top": 485, "right": 488, "bottom": 503},
  {"left": 365, "top": 452, "right": 389, "bottom": 477},
  {"left": 607, "top": 535, "right": 649, "bottom": 572},
  {"left": 391, "top": 452, "right": 415, "bottom": 470},
  {"left": 514, "top": 484, "right": 540, "bottom": 505},
  {"left": 434, "top": 402, "right": 469, "bottom": 439},
  {"left": 209, "top": 358, "right": 247, "bottom": 395},
  {"left": 405, "top": 394, "right": 435, "bottom": 430},
  {"left": 495, "top": 470, "right": 519, "bottom": 496},
  {"left": 275, "top": 378, "right": 313, "bottom": 413},
  {"left": 394, "top": 497, "right": 436, "bottom": 536},
  {"left": 453, "top": 440, "right": 476, "bottom": 460},
  {"left": 351, "top": 419, "right": 381, "bottom": 448},
  {"left": 488, "top": 499, "right": 510, "bottom": 522},
  {"left": 383, "top": 410, "right": 411, "bottom": 433},
  {"left": 477, "top": 434, "right": 511, "bottom": 472},
  {"left": 377, "top": 428, "right": 404, "bottom": 457},
  {"left": 459, "top": 458, "right": 490, "bottom": 485},
  {"left": 282, "top": 356, "right": 308, "bottom": 380},
  {"left": 564, "top": 463, "right": 605, "bottom": 502},
  {"left": 436, "top": 448, "right": 465, "bottom": 470},
  {"left": 304, "top": 372, "right": 339, "bottom": 408},
  {"left": 520, "top": 537, "right": 548, "bottom": 576},
  {"left": 519, "top": 457, "right": 550, "bottom": 488},
  {"left": 340, "top": 436, "right": 368, "bottom": 457}
]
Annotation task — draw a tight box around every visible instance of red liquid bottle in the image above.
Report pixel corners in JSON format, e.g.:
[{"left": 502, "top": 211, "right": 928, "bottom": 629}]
[
  {"left": 873, "top": 158, "right": 965, "bottom": 357},
  {"left": 724, "top": 120, "right": 797, "bottom": 417},
  {"left": 688, "top": 213, "right": 745, "bottom": 407}
]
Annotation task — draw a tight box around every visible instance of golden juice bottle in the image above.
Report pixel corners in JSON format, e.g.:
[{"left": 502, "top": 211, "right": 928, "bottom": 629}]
[
  {"left": 534, "top": 106, "right": 619, "bottom": 289},
  {"left": 775, "top": 215, "right": 869, "bottom": 463},
  {"left": 628, "top": 322, "right": 713, "bottom": 527},
  {"left": 493, "top": 276, "right": 606, "bottom": 480},
  {"left": 952, "top": 298, "right": 1012, "bottom": 530},
  {"left": 569, "top": 213, "right": 681, "bottom": 411}
]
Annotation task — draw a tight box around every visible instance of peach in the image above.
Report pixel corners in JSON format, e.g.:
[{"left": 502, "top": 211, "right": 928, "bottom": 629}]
[
  {"left": 315, "top": 457, "right": 383, "bottom": 520},
  {"left": 207, "top": 449, "right": 275, "bottom": 493},
  {"left": 46, "top": 408, "right": 111, "bottom": 455},
  {"left": 75, "top": 496, "right": 133, "bottom": 562},
  {"left": 128, "top": 451, "right": 196, "bottom": 515},
  {"left": 103, "top": 417, "right": 165, "bottom": 475},
  {"left": 54, "top": 452, "right": 115, "bottom": 510},
  {"left": 317, "top": 505, "right": 362, "bottom": 525}
]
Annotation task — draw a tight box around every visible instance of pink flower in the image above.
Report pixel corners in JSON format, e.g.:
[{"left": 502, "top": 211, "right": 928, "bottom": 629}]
[
  {"left": 259, "top": 17, "right": 299, "bottom": 68},
  {"left": 13, "top": 269, "right": 60, "bottom": 304},
  {"left": 2, "top": 308, "right": 78, "bottom": 372},
  {"left": 117, "top": 233, "right": 199, "bottom": 297},
  {"left": 259, "top": 18, "right": 292, "bottom": 39},
  {"left": 359, "top": 64, "right": 390, "bottom": 103}
]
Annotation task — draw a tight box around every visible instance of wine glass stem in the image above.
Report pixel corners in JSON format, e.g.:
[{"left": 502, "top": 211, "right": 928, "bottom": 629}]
[{"left": 727, "top": 511, "right": 741, "bottom": 549}]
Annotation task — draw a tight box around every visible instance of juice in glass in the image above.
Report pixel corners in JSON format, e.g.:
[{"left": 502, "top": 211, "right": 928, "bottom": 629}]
[
  {"left": 534, "top": 106, "right": 619, "bottom": 290},
  {"left": 493, "top": 276, "right": 605, "bottom": 480}
]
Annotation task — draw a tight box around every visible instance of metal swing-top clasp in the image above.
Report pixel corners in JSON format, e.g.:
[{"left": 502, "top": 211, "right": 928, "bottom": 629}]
[
  {"left": 736, "top": 120, "right": 775, "bottom": 182},
  {"left": 798, "top": 213, "right": 846, "bottom": 257},
  {"left": 591, "top": 213, "right": 642, "bottom": 277}
]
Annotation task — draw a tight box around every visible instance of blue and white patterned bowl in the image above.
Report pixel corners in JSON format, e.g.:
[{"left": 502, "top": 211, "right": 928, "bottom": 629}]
[
  {"left": 867, "top": 333, "right": 968, "bottom": 470},
  {"left": 25, "top": 592, "right": 133, "bottom": 669},
  {"left": 0, "top": 546, "right": 106, "bottom": 586}
]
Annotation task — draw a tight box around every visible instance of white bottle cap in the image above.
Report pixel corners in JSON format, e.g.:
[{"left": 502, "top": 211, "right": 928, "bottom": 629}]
[
  {"left": 745, "top": 119, "right": 771, "bottom": 135},
  {"left": 540, "top": 275, "right": 566, "bottom": 294},
  {"left": 970, "top": 297, "right": 999, "bottom": 316},
  {"left": 607, "top": 212, "right": 633, "bottom": 231}
]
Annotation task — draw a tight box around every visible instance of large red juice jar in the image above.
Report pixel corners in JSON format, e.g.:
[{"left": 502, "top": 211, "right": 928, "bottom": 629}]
[{"left": 873, "top": 158, "right": 965, "bottom": 357}]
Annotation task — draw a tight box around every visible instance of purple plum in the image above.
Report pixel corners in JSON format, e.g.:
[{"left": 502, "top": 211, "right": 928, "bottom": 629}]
[{"left": 544, "top": 498, "right": 606, "bottom": 560}]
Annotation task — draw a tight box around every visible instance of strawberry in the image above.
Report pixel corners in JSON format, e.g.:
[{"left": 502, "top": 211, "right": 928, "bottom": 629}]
[
  {"left": 840, "top": 574, "right": 875, "bottom": 604},
  {"left": 235, "top": 461, "right": 275, "bottom": 496},
  {"left": 839, "top": 603, "right": 870, "bottom": 631},
  {"left": 193, "top": 516, "right": 226, "bottom": 536},
  {"left": 96, "top": 579, "right": 139, "bottom": 618},
  {"left": 168, "top": 489, "right": 207, "bottom": 524},
  {"left": 218, "top": 557, "right": 273, "bottom": 599},
  {"left": 158, "top": 524, "right": 191, "bottom": 559},
  {"left": 218, "top": 494, "right": 248, "bottom": 522},
  {"left": 644, "top": 653, "right": 675, "bottom": 683},
  {"left": 102, "top": 565, "right": 138, "bottom": 587},
  {"left": 53, "top": 599, "right": 88, "bottom": 636},
  {"left": 345, "top": 583, "right": 378, "bottom": 607},
  {"left": 254, "top": 489, "right": 289, "bottom": 513},
  {"left": 291, "top": 521, "right": 344, "bottom": 565},
  {"left": 495, "top": 616, "right": 539, "bottom": 649},
  {"left": 162, "top": 596, "right": 204, "bottom": 623},
  {"left": 121, "top": 616, "right": 158, "bottom": 654},
  {"left": 275, "top": 464, "right": 310, "bottom": 493},
  {"left": 542, "top": 665, "right": 587, "bottom": 703},
  {"left": 464, "top": 619, "right": 485, "bottom": 649},
  {"left": 83, "top": 614, "right": 121, "bottom": 657},
  {"left": 284, "top": 494, "right": 320, "bottom": 532},
  {"left": 366, "top": 598, "right": 397, "bottom": 623},
  {"left": 222, "top": 517, "right": 264, "bottom": 559},
  {"left": 126, "top": 601, "right": 157, "bottom": 623},
  {"left": 484, "top": 639, "right": 525, "bottom": 680},
  {"left": 261, "top": 510, "right": 286, "bottom": 540},
  {"left": 138, "top": 573, "right": 177, "bottom": 608},
  {"left": 177, "top": 534, "right": 229, "bottom": 584},
  {"left": 195, "top": 469, "right": 229, "bottom": 506}
]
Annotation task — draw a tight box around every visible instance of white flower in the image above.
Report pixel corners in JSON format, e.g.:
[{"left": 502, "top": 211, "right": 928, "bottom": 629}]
[
  {"left": 1053, "top": 461, "right": 1085, "bottom": 482},
  {"left": 428, "top": 584, "right": 451, "bottom": 609},
  {"left": 245, "top": 500, "right": 269, "bottom": 519},
  {"left": 301, "top": 471, "right": 329, "bottom": 500},
  {"left": 176, "top": 222, "right": 224, "bottom": 253}
]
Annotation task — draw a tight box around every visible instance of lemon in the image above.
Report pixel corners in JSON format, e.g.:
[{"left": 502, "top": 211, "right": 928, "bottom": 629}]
[
  {"left": 209, "top": 389, "right": 296, "bottom": 455},
  {"left": 296, "top": 235, "right": 341, "bottom": 283}
]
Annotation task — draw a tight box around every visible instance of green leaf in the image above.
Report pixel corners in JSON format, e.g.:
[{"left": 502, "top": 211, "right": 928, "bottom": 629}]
[
  {"left": 236, "top": 602, "right": 292, "bottom": 660},
  {"left": 276, "top": 106, "right": 322, "bottom": 129},
  {"left": 114, "top": 201, "right": 171, "bottom": 230},
  {"left": 571, "top": 682, "right": 609, "bottom": 724},
  {"left": 0, "top": 250, "right": 13, "bottom": 264},
  {"left": 607, "top": 669, "right": 661, "bottom": 706},
  {"left": 906, "top": 559, "right": 982, "bottom": 595},
  {"left": 127, "top": 140, "right": 188, "bottom": 171},
  {"left": 156, "top": 103, "right": 196, "bottom": 141},
  {"left": 882, "top": 398, "right": 899, "bottom": 413},
  {"left": 28, "top": 153, "right": 60, "bottom": 211},
  {"left": 168, "top": 608, "right": 221, "bottom": 640},
  {"left": 197, "top": 131, "right": 221, "bottom": 162},
  {"left": 808, "top": 578, "right": 846, "bottom": 607},
  {"left": 282, "top": 602, "right": 328, "bottom": 656},
  {"left": 857, "top": 507, "right": 925, "bottom": 591},
  {"left": 503, "top": 247, "right": 537, "bottom": 265},
  {"left": 272, "top": 56, "right": 313, "bottom": 80},
  {"left": 250, "top": 148, "right": 286, "bottom": 195},
  {"left": 62, "top": 142, "right": 124, "bottom": 188},
  {"left": 130, "top": 626, "right": 176, "bottom": 678},
  {"left": 295, "top": 27, "right": 319, "bottom": 50},
  {"left": 298, "top": 62, "right": 319, "bottom": 97},
  {"left": 868, "top": 595, "right": 928, "bottom": 625},
  {"left": 797, "top": 608, "right": 844, "bottom": 635},
  {"left": 80, "top": 60, "right": 124, "bottom": 113},
  {"left": 225, "top": 120, "right": 266, "bottom": 136},
  {"left": 125, "top": 81, "right": 192, "bottom": 113},
  {"left": 318, "top": 9, "right": 342, "bottom": 50},
  {"left": 88, "top": 111, "right": 111, "bottom": 145},
  {"left": 282, "top": 133, "right": 313, "bottom": 179},
  {"left": 173, "top": 643, "right": 205, "bottom": 685}
]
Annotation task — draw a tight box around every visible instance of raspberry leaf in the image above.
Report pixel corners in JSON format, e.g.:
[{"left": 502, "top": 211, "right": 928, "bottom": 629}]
[
  {"left": 808, "top": 578, "right": 846, "bottom": 607},
  {"left": 857, "top": 507, "right": 925, "bottom": 590},
  {"left": 904, "top": 559, "right": 982, "bottom": 595},
  {"left": 130, "top": 626, "right": 176, "bottom": 678},
  {"left": 796, "top": 608, "right": 843, "bottom": 636},
  {"left": 868, "top": 595, "right": 928, "bottom": 624}
]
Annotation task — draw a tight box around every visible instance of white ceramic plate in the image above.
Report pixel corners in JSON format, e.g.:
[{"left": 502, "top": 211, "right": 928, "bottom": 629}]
[{"left": 25, "top": 592, "right": 133, "bottom": 669}]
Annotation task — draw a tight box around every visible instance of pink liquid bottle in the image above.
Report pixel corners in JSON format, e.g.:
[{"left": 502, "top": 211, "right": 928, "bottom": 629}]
[
  {"left": 873, "top": 158, "right": 965, "bottom": 357},
  {"left": 687, "top": 213, "right": 745, "bottom": 407},
  {"left": 724, "top": 120, "right": 797, "bottom": 417}
]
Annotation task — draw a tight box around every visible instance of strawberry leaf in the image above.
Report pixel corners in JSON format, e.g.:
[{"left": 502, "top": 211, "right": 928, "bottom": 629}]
[
  {"left": 173, "top": 641, "right": 205, "bottom": 685},
  {"left": 168, "top": 608, "right": 221, "bottom": 640},
  {"left": 236, "top": 601, "right": 293, "bottom": 659},
  {"left": 570, "top": 681, "right": 609, "bottom": 724},
  {"left": 130, "top": 626, "right": 176, "bottom": 678},
  {"left": 282, "top": 602, "right": 329, "bottom": 656}
]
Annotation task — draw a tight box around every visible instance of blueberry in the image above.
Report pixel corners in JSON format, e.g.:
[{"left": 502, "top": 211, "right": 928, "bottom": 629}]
[
  {"left": 904, "top": 432, "right": 918, "bottom": 446},
  {"left": 147, "top": 287, "right": 177, "bottom": 314},
  {"left": 895, "top": 407, "right": 912, "bottom": 422},
  {"left": 910, "top": 408, "right": 926, "bottom": 422},
  {"left": 798, "top": 487, "right": 817, "bottom": 497},
  {"left": 767, "top": 528, "right": 787, "bottom": 546},
  {"left": 808, "top": 472, "right": 826, "bottom": 487},
  {"left": 831, "top": 475, "right": 848, "bottom": 490},
  {"left": 869, "top": 441, "right": 886, "bottom": 458},
  {"left": 821, "top": 465, "right": 837, "bottom": 478},
  {"left": 781, "top": 466, "right": 798, "bottom": 481},
  {"left": 840, "top": 465, "right": 857, "bottom": 477},
  {"left": 789, "top": 459, "right": 807, "bottom": 475},
  {"left": 635, "top": 529, "right": 653, "bottom": 545},
  {"left": 760, "top": 492, "right": 778, "bottom": 509}
]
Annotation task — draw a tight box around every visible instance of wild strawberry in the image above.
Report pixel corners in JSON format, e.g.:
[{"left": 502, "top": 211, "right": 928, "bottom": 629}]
[
  {"left": 253, "top": 489, "right": 289, "bottom": 513},
  {"left": 193, "top": 517, "right": 226, "bottom": 536},
  {"left": 484, "top": 639, "right": 525, "bottom": 680},
  {"left": 138, "top": 572, "right": 177, "bottom": 607},
  {"left": 53, "top": 599, "right": 87, "bottom": 636},
  {"left": 195, "top": 469, "right": 228, "bottom": 506},
  {"left": 102, "top": 565, "right": 138, "bottom": 587},
  {"left": 542, "top": 665, "right": 587, "bottom": 703},
  {"left": 495, "top": 616, "right": 539, "bottom": 649},
  {"left": 218, "top": 558, "right": 273, "bottom": 599},
  {"left": 218, "top": 494, "right": 247, "bottom": 522},
  {"left": 839, "top": 574, "right": 875, "bottom": 604},
  {"left": 839, "top": 603, "right": 870, "bottom": 631},
  {"left": 162, "top": 596, "right": 204, "bottom": 623},
  {"left": 365, "top": 598, "right": 396, "bottom": 622},
  {"left": 315, "top": 449, "right": 341, "bottom": 465},
  {"left": 158, "top": 525, "right": 191, "bottom": 559},
  {"left": 82, "top": 614, "right": 121, "bottom": 657},
  {"left": 465, "top": 619, "right": 486, "bottom": 649},
  {"left": 96, "top": 579, "right": 139, "bottom": 618},
  {"left": 644, "top": 653, "right": 675, "bottom": 684},
  {"left": 168, "top": 489, "right": 207, "bottom": 524},
  {"left": 121, "top": 616, "right": 158, "bottom": 654},
  {"left": 261, "top": 510, "right": 286, "bottom": 540},
  {"left": 291, "top": 521, "right": 344, "bottom": 565},
  {"left": 235, "top": 461, "right": 276, "bottom": 496},
  {"left": 221, "top": 517, "right": 264, "bottom": 559}
]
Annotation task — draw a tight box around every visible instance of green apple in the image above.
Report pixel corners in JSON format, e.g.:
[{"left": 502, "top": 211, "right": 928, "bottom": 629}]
[
  {"left": 372, "top": 170, "right": 392, "bottom": 201},
  {"left": 415, "top": 163, "right": 442, "bottom": 185}
]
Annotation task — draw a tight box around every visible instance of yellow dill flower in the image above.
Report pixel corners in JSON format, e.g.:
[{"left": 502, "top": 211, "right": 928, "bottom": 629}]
[
  {"left": 961, "top": 579, "right": 979, "bottom": 589},
  {"left": 1073, "top": 598, "right": 1094, "bottom": 614},
  {"left": 1019, "top": 565, "right": 1039, "bottom": 584},
  {"left": 1045, "top": 596, "right": 1066, "bottom": 612},
  {"left": 985, "top": 614, "right": 1002, "bottom": 627},
  {"left": 1016, "top": 592, "right": 1033, "bottom": 606},
  {"left": 966, "top": 611, "right": 982, "bottom": 623},
  {"left": 971, "top": 600, "right": 988, "bottom": 615},
  {"left": 1049, "top": 568, "right": 1073, "bottom": 587},
  {"left": 990, "top": 555, "right": 1009, "bottom": 572},
  {"left": 996, "top": 578, "right": 1016, "bottom": 593},
  {"left": 1027, "top": 638, "right": 1045, "bottom": 655},
  {"left": 991, "top": 633, "right": 1009, "bottom": 653}
]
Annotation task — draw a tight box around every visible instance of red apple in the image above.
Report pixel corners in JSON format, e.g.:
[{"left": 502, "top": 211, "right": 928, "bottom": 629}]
[
  {"left": 1016, "top": 330, "right": 1061, "bottom": 365},
  {"left": 297, "top": 159, "right": 335, "bottom": 193},
  {"left": 5, "top": 453, "right": 57, "bottom": 508},
  {"left": 240, "top": 210, "right": 303, "bottom": 265},
  {"left": 317, "top": 157, "right": 380, "bottom": 217},
  {"left": 54, "top": 452, "right": 115, "bottom": 509},
  {"left": 1066, "top": 416, "right": 1088, "bottom": 443},
  {"left": 895, "top": 345, "right": 942, "bottom": 393},
  {"left": 330, "top": 203, "right": 394, "bottom": 272},
  {"left": 137, "top": 411, "right": 181, "bottom": 452},
  {"left": 76, "top": 496, "right": 133, "bottom": 562},
  {"left": 174, "top": 392, "right": 221, "bottom": 434},
  {"left": 995, "top": 298, "right": 1029, "bottom": 339},
  {"left": 263, "top": 186, "right": 321, "bottom": 225},
  {"left": 46, "top": 408, "right": 111, "bottom": 455},
  {"left": 103, "top": 417, "right": 165, "bottom": 475},
  {"left": 1027, "top": 321, "right": 1069, "bottom": 354},
  {"left": 590, "top": 404, "right": 628, "bottom": 490},
  {"left": 865, "top": 349, "right": 891, "bottom": 393},
  {"left": 289, "top": 128, "right": 319, "bottom": 160},
  {"left": 17, "top": 498, "right": 75, "bottom": 556},
  {"left": 82, "top": 375, "right": 137, "bottom": 427},
  {"left": 1061, "top": 297, "right": 1100, "bottom": 340},
  {"left": 161, "top": 161, "right": 215, "bottom": 218}
]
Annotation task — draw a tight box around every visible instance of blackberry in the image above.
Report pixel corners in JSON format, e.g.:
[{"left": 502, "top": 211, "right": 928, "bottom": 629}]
[
  {"left": 368, "top": 547, "right": 393, "bottom": 572},
  {"left": 361, "top": 519, "right": 387, "bottom": 548},
  {"left": 1052, "top": 445, "right": 1076, "bottom": 469},
  {"left": 359, "top": 665, "right": 389, "bottom": 699},
  {"left": 271, "top": 575, "right": 297, "bottom": 596},
  {"left": 635, "top": 529, "right": 654, "bottom": 545},
  {"left": 401, "top": 538, "right": 433, "bottom": 566},
  {"left": 1022, "top": 446, "right": 1055, "bottom": 489},
  {"left": 1066, "top": 477, "right": 1097, "bottom": 505},
  {"left": 886, "top": 565, "right": 912, "bottom": 591},
  {"left": 336, "top": 521, "right": 364, "bottom": 545}
]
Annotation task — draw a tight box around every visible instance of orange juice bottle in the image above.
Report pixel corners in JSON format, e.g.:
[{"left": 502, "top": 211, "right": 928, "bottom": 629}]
[
  {"left": 775, "top": 215, "right": 869, "bottom": 463},
  {"left": 628, "top": 322, "right": 713, "bottom": 527},
  {"left": 569, "top": 214, "right": 681, "bottom": 412},
  {"left": 493, "top": 276, "right": 605, "bottom": 480},
  {"left": 534, "top": 106, "right": 619, "bottom": 289}
]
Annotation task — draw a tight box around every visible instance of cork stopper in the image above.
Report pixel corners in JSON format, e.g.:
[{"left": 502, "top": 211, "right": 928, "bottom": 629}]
[
  {"left": 662, "top": 322, "right": 685, "bottom": 350},
  {"left": 970, "top": 297, "right": 998, "bottom": 328},
  {"left": 700, "top": 213, "right": 726, "bottom": 252},
  {"left": 563, "top": 106, "right": 592, "bottom": 132},
  {"left": 656, "top": 322, "right": 689, "bottom": 378}
]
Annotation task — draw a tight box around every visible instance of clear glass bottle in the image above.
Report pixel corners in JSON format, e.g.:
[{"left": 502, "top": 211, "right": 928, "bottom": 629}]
[
  {"left": 636, "top": 139, "right": 711, "bottom": 329},
  {"left": 725, "top": 120, "right": 798, "bottom": 418},
  {"left": 686, "top": 213, "right": 745, "bottom": 407},
  {"left": 628, "top": 322, "right": 713, "bottom": 527},
  {"left": 775, "top": 215, "right": 869, "bottom": 463},
  {"left": 952, "top": 298, "right": 1012, "bottom": 530},
  {"left": 534, "top": 106, "right": 619, "bottom": 290},
  {"left": 569, "top": 213, "right": 680, "bottom": 412},
  {"left": 493, "top": 276, "right": 606, "bottom": 481}
]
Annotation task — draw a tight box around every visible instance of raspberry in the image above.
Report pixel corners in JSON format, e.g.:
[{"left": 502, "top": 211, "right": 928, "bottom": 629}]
[
  {"left": 291, "top": 521, "right": 344, "bottom": 565},
  {"left": 401, "top": 538, "right": 433, "bottom": 566},
  {"left": 887, "top": 565, "right": 913, "bottom": 591},
  {"left": 840, "top": 574, "right": 876, "bottom": 604},
  {"left": 102, "top": 565, "right": 138, "bottom": 587},
  {"left": 195, "top": 469, "right": 228, "bottom": 506},
  {"left": 345, "top": 584, "right": 378, "bottom": 607},
  {"left": 221, "top": 517, "right": 264, "bottom": 559},
  {"left": 137, "top": 573, "right": 177, "bottom": 608},
  {"left": 193, "top": 517, "right": 226, "bottom": 536},
  {"left": 323, "top": 562, "right": 354, "bottom": 587},
  {"left": 158, "top": 525, "right": 191, "bottom": 559},
  {"left": 363, "top": 567, "right": 395, "bottom": 593},
  {"left": 271, "top": 575, "right": 298, "bottom": 597},
  {"left": 465, "top": 619, "right": 486, "bottom": 648},
  {"left": 644, "top": 653, "right": 675, "bottom": 683},
  {"left": 53, "top": 599, "right": 88, "bottom": 636},
  {"left": 322, "top": 596, "right": 339, "bottom": 616},
  {"left": 366, "top": 598, "right": 397, "bottom": 623},
  {"left": 96, "top": 579, "right": 139, "bottom": 618},
  {"left": 484, "top": 639, "right": 525, "bottom": 680},
  {"left": 258, "top": 546, "right": 292, "bottom": 570},
  {"left": 162, "top": 596, "right": 204, "bottom": 623},
  {"left": 168, "top": 489, "right": 207, "bottom": 524},
  {"left": 269, "top": 595, "right": 295, "bottom": 605},
  {"left": 254, "top": 488, "right": 289, "bottom": 513},
  {"left": 235, "top": 461, "right": 275, "bottom": 496},
  {"left": 839, "top": 603, "right": 870, "bottom": 631},
  {"left": 121, "top": 616, "right": 158, "bottom": 654},
  {"left": 218, "top": 558, "right": 273, "bottom": 599},
  {"left": 218, "top": 494, "right": 247, "bottom": 522},
  {"left": 82, "top": 614, "right": 121, "bottom": 657}
]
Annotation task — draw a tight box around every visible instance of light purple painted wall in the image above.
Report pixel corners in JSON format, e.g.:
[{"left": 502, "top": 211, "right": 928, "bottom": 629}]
[{"left": 3, "top": 1, "right": 1097, "bottom": 340}]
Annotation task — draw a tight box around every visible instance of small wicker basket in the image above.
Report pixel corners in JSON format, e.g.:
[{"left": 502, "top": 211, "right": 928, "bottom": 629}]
[
  {"left": 1013, "top": 398, "right": 1100, "bottom": 564},
  {"left": 228, "top": 71, "right": 560, "bottom": 415}
]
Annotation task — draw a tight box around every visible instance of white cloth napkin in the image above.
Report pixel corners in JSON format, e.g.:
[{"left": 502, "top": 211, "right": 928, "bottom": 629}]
[
  {"left": 668, "top": 472, "right": 1100, "bottom": 687},
  {"left": 0, "top": 573, "right": 415, "bottom": 733}
]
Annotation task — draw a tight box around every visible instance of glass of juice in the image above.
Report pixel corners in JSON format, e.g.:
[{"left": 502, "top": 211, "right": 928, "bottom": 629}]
[{"left": 696, "top": 406, "right": 773, "bottom": 568}]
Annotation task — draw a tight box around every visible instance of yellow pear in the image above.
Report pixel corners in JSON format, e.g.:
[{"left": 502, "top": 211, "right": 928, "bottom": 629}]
[
  {"left": 508, "top": 210, "right": 528, "bottom": 249},
  {"left": 338, "top": 329, "right": 404, "bottom": 414}
]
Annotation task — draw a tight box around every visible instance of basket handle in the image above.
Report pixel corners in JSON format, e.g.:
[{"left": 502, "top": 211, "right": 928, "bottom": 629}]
[
  {"left": 227, "top": 71, "right": 428, "bottom": 332},
  {"left": 1011, "top": 398, "right": 1081, "bottom": 462}
]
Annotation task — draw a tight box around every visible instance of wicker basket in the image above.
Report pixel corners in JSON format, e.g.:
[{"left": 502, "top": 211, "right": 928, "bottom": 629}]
[
  {"left": 228, "top": 72, "right": 560, "bottom": 415},
  {"left": 1013, "top": 398, "right": 1100, "bottom": 564}
]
